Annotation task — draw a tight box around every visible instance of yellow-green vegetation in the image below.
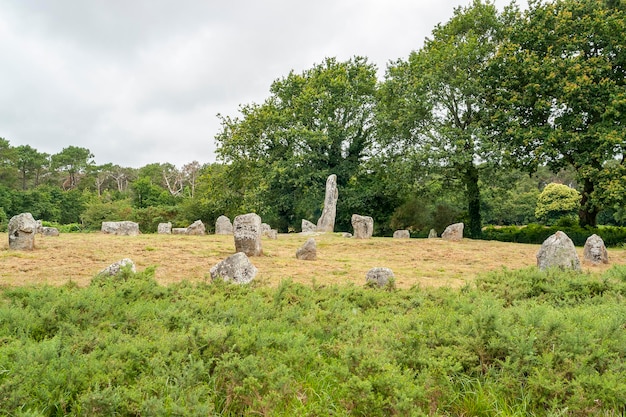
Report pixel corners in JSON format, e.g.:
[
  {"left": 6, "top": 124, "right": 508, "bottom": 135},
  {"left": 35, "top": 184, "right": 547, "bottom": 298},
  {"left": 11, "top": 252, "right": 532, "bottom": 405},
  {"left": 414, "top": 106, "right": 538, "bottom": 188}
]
[{"left": 1, "top": 265, "right": 625, "bottom": 416}]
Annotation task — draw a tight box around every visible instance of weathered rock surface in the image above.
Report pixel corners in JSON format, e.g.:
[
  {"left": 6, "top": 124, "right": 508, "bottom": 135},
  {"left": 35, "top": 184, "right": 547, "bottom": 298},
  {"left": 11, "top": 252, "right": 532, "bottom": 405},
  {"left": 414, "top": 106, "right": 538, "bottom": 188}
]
[
  {"left": 342, "top": 232, "right": 353, "bottom": 238},
  {"left": 351, "top": 214, "right": 374, "bottom": 239},
  {"left": 233, "top": 213, "right": 263, "bottom": 256},
  {"left": 536, "top": 231, "right": 581, "bottom": 271},
  {"left": 98, "top": 258, "right": 136, "bottom": 277},
  {"left": 210, "top": 252, "right": 258, "bottom": 284},
  {"left": 428, "top": 229, "right": 437, "bottom": 239},
  {"left": 41, "top": 227, "right": 60, "bottom": 237},
  {"left": 317, "top": 174, "right": 338, "bottom": 232},
  {"left": 441, "top": 223, "right": 464, "bottom": 241},
  {"left": 301, "top": 219, "right": 317, "bottom": 233},
  {"left": 172, "top": 228, "right": 188, "bottom": 235},
  {"left": 215, "top": 215, "right": 233, "bottom": 235},
  {"left": 8, "top": 212, "right": 38, "bottom": 250},
  {"left": 393, "top": 230, "right": 410, "bottom": 239},
  {"left": 296, "top": 238, "right": 317, "bottom": 260},
  {"left": 261, "top": 223, "right": 271, "bottom": 234},
  {"left": 366, "top": 267, "right": 395, "bottom": 288},
  {"left": 264, "top": 229, "right": 278, "bottom": 239},
  {"left": 157, "top": 222, "right": 172, "bottom": 234},
  {"left": 583, "top": 234, "right": 609, "bottom": 265},
  {"left": 101, "top": 221, "right": 140, "bottom": 236},
  {"left": 186, "top": 220, "right": 206, "bottom": 235}
]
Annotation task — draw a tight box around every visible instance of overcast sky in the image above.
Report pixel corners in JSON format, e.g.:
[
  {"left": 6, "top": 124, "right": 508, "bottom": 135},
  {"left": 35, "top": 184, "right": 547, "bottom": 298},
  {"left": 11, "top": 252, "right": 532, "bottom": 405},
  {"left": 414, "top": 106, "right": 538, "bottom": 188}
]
[{"left": 0, "top": 0, "right": 523, "bottom": 168}]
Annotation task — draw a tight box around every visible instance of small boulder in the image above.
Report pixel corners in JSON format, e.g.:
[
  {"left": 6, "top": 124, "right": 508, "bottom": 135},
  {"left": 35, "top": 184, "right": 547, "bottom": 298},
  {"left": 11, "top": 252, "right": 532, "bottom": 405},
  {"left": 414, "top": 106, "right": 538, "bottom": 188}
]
[
  {"left": 428, "top": 229, "right": 438, "bottom": 239},
  {"left": 41, "top": 227, "right": 60, "bottom": 237},
  {"left": 101, "top": 221, "right": 140, "bottom": 236},
  {"left": 233, "top": 213, "right": 263, "bottom": 256},
  {"left": 186, "top": 220, "right": 206, "bottom": 235},
  {"left": 172, "top": 228, "right": 188, "bottom": 235},
  {"left": 583, "top": 234, "right": 609, "bottom": 265},
  {"left": 441, "top": 223, "right": 463, "bottom": 241},
  {"left": 215, "top": 215, "right": 233, "bottom": 235},
  {"left": 351, "top": 214, "right": 374, "bottom": 239},
  {"left": 536, "top": 231, "right": 581, "bottom": 271},
  {"left": 264, "top": 229, "right": 278, "bottom": 239},
  {"left": 366, "top": 267, "right": 395, "bottom": 288},
  {"left": 342, "top": 232, "right": 353, "bottom": 238},
  {"left": 393, "top": 230, "right": 410, "bottom": 239},
  {"left": 157, "top": 222, "right": 172, "bottom": 234},
  {"left": 8, "top": 212, "right": 38, "bottom": 250},
  {"left": 301, "top": 219, "right": 317, "bottom": 233},
  {"left": 210, "top": 252, "right": 258, "bottom": 284},
  {"left": 296, "top": 238, "right": 317, "bottom": 260},
  {"left": 98, "top": 258, "right": 136, "bottom": 277}
]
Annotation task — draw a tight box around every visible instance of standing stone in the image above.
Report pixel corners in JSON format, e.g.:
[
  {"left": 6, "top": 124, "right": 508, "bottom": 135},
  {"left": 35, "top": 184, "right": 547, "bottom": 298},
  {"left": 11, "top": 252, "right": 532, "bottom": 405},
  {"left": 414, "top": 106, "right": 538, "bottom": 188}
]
[
  {"left": 536, "top": 231, "right": 581, "bottom": 271},
  {"left": 101, "top": 221, "right": 140, "bottom": 236},
  {"left": 583, "top": 234, "right": 609, "bottom": 265},
  {"left": 210, "top": 252, "right": 258, "bottom": 284},
  {"left": 8, "top": 212, "right": 38, "bottom": 250},
  {"left": 366, "top": 267, "right": 395, "bottom": 288},
  {"left": 441, "top": 223, "right": 464, "bottom": 241},
  {"left": 351, "top": 214, "right": 374, "bottom": 239},
  {"left": 35, "top": 220, "right": 44, "bottom": 234},
  {"left": 186, "top": 220, "right": 206, "bottom": 235},
  {"left": 215, "top": 215, "right": 233, "bottom": 235},
  {"left": 428, "top": 229, "right": 438, "bottom": 239},
  {"left": 98, "top": 258, "right": 136, "bottom": 277},
  {"left": 393, "top": 230, "right": 410, "bottom": 239},
  {"left": 233, "top": 213, "right": 263, "bottom": 256},
  {"left": 317, "top": 174, "right": 338, "bottom": 232},
  {"left": 157, "top": 222, "right": 172, "bottom": 234},
  {"left": 172, "top": 228, "right": 188, "bottom": 235},
  {"left": 41, "top": 227, "right": 60, "bottom": 237},
  {"left": 296, "top": 238, "right": 317, "bottom": 260},
  {"left": 301, "top": 219, "right": 317, "bottom": 233},
  {"left": 261, "top": 223, "right": 271, "bottom": 234}
]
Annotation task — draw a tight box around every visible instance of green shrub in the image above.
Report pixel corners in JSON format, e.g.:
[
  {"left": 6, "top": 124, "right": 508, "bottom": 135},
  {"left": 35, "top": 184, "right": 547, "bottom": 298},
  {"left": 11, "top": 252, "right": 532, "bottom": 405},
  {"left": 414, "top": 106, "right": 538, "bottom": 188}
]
[
  {"left": 535, "top": 183, "right": 581, "bottom": 225},
  {"left": 481, "top": 224, "right": 626, "bottom": 247}
]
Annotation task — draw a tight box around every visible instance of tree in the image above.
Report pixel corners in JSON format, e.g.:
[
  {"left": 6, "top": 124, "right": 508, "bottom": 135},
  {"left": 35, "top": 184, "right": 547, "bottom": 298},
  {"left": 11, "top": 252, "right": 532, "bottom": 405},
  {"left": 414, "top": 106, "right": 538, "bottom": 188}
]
[
  {"left": 535, "top": 183, "right": 581, "bottom": 225},
  {"left": 0, "top": 138, "right": 17, "bottom": 187},
  {"left": 378, "top": 0, "right": 505, "bottom": 237},
  {"left": 51, "top": 146, "right": 94, "bottom": 190},
  {"left": 15, "top": 145, "right": 49, "bottom": 190},
  {"left": 487, "top": 0, "right": 626, "bottom": 226},
  {"left": 216, "top": 56, "right": 379, "bottom": 231}
]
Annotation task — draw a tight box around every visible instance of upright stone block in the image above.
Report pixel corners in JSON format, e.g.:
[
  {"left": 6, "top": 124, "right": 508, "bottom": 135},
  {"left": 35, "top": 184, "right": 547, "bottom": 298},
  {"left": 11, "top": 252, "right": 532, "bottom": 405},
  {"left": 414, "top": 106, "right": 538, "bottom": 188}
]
[
  {"left": 233, "top": 213, "right": 263, "bottom": 256},
  {"left": 8, "top": 212, "right": 38, "bottom": 250},
  {"left": 317, "top": 174, "right": 338, "bottom": 232}
]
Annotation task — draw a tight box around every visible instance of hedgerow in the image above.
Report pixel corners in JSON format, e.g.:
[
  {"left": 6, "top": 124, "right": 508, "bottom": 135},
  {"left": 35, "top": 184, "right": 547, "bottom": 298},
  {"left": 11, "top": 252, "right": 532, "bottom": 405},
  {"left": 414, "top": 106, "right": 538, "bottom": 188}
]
[
  {"left": 1, "top": 266, "right": 625, "bottom": 416},
  {"left": 481, "top": 223, "right": 626, "bottom": 247}
]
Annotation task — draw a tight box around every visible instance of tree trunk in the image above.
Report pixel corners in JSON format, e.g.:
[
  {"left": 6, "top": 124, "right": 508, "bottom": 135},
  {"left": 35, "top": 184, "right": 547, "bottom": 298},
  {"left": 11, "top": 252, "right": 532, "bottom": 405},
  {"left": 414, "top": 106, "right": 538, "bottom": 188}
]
[
  {"left": 464, "top": 163, "right": 482, "bottom": 238},
  {"left": 578, "top": 178, "right": 598, "bottom": 227}
]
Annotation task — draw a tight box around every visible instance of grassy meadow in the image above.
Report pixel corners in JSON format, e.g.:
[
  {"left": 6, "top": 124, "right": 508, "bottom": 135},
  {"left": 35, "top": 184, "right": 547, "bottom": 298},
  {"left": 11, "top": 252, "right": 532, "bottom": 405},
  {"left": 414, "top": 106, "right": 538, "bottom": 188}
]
[
  {"left": 1, "top": 233, "right": 626, "bottom": 416},
  {"left": 1, "top": 232, "right": 624, "bottom": 288}
]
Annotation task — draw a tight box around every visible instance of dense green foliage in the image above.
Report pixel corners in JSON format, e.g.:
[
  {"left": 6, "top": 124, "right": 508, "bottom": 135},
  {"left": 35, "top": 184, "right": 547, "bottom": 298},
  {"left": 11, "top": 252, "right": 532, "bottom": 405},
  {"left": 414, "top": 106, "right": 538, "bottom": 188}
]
[
  {"left": 535, "top": 183, "right": 581, "bottom": 225},
  {"left": 482, "top": 224, "right": 626, "bottom": 247},
  {"left": 1, "top": 0, "right": 625, "bottom": 236},
  {"left": 1, "top": 267, "right": 625, "bottom": 416}
]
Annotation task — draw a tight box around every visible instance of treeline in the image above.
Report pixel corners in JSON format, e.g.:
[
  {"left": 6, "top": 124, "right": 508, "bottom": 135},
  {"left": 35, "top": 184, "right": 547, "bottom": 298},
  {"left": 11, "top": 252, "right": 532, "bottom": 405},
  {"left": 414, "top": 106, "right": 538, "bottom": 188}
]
[{"left": 1, "top": 0, "right": 625, "bottom": 235}]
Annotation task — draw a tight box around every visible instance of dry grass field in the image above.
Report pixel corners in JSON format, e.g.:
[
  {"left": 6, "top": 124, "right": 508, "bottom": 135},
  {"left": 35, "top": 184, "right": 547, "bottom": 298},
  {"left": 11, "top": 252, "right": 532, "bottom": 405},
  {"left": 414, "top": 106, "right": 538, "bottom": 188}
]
[{"left": 1, "top": 232, "right": 625, "bottom": 289}]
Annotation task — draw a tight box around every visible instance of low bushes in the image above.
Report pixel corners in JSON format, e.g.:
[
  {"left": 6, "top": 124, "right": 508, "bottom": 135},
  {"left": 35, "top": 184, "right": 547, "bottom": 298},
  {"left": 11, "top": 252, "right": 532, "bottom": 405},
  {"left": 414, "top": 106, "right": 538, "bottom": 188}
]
[
  {"left": 1, "top": 267, "right": 625, "bottom": 416},
  {"left": 481, "top": 223, "right": 626, "bottom": 247}
]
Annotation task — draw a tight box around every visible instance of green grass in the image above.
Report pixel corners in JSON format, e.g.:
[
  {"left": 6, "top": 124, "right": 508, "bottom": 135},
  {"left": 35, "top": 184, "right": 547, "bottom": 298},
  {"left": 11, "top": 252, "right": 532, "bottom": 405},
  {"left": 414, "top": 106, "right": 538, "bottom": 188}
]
[{"left": 1, "top": 266, "right": 625, "bottom": 416}]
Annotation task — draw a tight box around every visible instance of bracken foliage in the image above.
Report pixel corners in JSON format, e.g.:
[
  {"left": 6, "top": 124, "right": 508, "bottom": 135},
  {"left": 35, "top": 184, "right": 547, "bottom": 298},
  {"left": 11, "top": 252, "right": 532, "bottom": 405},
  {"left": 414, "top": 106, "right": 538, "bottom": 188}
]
[{"left": 1, "top": 267, "right": 625, "bottom": 416}]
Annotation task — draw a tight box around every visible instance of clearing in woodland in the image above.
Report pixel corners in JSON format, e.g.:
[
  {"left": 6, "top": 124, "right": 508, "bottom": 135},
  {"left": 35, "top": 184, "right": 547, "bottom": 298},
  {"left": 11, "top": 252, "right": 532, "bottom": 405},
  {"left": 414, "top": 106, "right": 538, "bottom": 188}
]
[{"left": 1, "top": 233, "right": 624, "bottom": 288}]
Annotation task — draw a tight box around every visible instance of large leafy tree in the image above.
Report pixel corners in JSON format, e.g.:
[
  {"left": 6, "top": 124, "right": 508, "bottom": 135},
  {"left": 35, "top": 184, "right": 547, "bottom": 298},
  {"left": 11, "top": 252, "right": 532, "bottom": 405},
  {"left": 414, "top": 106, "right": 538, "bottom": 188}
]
[
  {"left": 51, "top": 146, "right": 94, "bottom": 190},
  {"left": 216, "top": 56, "right": 378, "bottom": 231},
  {"left": 378, "top": 0, "right": 505, "bottom": 237},
  {"left": 487, "top": 0, "right": 626, "bottom": 226}
]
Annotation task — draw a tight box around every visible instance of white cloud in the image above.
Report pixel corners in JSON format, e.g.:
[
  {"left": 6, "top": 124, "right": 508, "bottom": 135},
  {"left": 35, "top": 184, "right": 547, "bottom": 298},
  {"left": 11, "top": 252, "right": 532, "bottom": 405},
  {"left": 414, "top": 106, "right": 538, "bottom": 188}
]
[{"left": 0, "top": 0, "right": 523, "bottom": 168}]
